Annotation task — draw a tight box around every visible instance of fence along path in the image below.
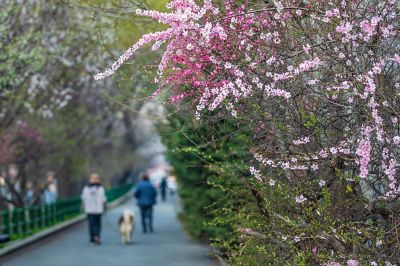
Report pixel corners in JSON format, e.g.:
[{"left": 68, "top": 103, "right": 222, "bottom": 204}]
[
  {"left": 1, "top": 195, "right": 217, "bottom": 266},
  {"left": 0, "top": 184, "right": 133, "bottom": 242}
]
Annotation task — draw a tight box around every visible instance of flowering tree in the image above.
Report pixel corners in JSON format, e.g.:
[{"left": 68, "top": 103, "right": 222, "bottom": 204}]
[
  {"left": 1, "top": 0, "right": 174, "bottom": 207},
  {"left": 0, "top": 123, "right": 47, "bottom": 206},
  {"left": 0, "top": 1, "right": 75, "bottom": 125},
  {"left": 0, "top": 1, "right": 74, "bottom": 206},
  {"left": 95, "top": 0, "right": 400, "bottom": 264},
  {"left": 0, "top": 0, "right": 131, "bottom": 205}
]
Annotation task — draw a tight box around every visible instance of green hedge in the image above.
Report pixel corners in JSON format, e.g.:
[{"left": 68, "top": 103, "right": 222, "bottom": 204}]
[{"left": 161, "top": 113, "right": 253, "bottom": 255}]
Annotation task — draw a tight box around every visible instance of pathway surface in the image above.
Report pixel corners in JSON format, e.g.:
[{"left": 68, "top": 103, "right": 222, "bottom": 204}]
[{"left": 1, "top": 195, "right": 216, "bottom": 266}]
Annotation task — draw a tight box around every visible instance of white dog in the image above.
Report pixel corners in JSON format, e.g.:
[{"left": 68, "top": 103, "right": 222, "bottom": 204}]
[{"left": 118, "top": 209, "right": 135, "bottom": 244}]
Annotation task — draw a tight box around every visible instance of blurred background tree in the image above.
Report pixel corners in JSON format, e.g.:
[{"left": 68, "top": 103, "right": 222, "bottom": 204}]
[{"left": 0, "top": 0, "right": 168, "bottom": 208}]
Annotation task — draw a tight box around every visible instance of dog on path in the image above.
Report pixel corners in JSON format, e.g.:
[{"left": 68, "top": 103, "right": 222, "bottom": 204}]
[{"left": 118, "top": 209, "right": 135, "bottom": 244}]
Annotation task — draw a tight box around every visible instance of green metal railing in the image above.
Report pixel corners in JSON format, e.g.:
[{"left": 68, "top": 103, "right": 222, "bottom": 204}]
[
  {"left": 106, "top": 184, "right": 133, "bottom": 203},
  {"left": 0, "top": 183, "right": 133, "bottom": 241}
]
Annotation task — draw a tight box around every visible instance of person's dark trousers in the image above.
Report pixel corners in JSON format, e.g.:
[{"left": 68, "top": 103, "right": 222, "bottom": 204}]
[
  {"left": 140, "top": 205, "right": 153, "bottom": 233},
  {"left": 161, "top": 188, "right": 166, "bottom": 202},
  {"left": 87, "top": 214, "right": 102, "bottom": 242}
]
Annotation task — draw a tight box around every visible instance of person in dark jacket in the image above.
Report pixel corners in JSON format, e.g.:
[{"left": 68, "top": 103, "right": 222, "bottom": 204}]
[
  {"left": 134, "top": 174, "right": 157, "bottom": 233},
  {"left": 160, "top": 177, "right": 168, "bottom": 202}
]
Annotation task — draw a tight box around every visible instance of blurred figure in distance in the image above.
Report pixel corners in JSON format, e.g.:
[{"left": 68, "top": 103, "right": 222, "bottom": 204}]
[
  {"left": 160, "top": 176, "right": 167, "bottom": 202},
  {"left": 167, "top": 175, "right": 177, "bottom": 196}
]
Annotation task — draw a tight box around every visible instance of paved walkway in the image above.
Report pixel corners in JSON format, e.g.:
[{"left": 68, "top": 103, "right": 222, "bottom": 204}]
[{"left": 1, "top": 195, "right": 216, "bottom": 266}]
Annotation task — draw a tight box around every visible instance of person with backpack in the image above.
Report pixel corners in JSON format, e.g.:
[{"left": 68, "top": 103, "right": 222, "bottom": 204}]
[
  {"left": 134, "top": 174, "right": 157, "bottom": 233},
  {"left": 81, "top": 173, "right": 106, "bottom": 245}
]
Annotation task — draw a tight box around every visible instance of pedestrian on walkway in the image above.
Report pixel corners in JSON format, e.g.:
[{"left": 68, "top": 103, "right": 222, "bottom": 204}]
[
  {"left": 160, "top": 177, "right": 167, "bottom": 202},
  {"left": 81, "top": 173, "right": 106, "bottom": 245},
  {"left": 134, "top": 174, "right": 157, "bottom": 233}
]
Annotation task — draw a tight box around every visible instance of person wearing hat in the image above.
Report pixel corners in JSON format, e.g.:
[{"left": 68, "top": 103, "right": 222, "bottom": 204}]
[{"left": 81, "top": 173, "right": 106, "bottom": 245}]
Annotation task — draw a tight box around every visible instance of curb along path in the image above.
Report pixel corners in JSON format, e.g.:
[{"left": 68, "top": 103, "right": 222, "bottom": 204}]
[
  {"left": 1, "top": 196, "right": 217, "bottom": 266},
  {"left": 0, "top": 186, "right": 133, "bottom": 258}
]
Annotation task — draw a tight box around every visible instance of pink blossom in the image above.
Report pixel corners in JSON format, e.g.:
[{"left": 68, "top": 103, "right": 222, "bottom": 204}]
[
  {"left": 93, "top": 0, "right": 400, "bottom": 202},
  {"left": 336, "top": 21, "right": 353, "bottom": 34},
  {"left": 298, "top": 57, "right": 322, "bottom": 72},
  {"left": 326, "top": 262, "right": 341, "bottom": 266},
  {"left": 347, "top": 259, "right": 359, "bottom": 266},
  {"left": 312, "top": 246, "right": 317, "bottom": 255},
  {"left": 295, "top": 195, "right": 307, "bottom": 204},
  {"left": 360, "top": 16, "right": 381, "bottom": 41},
  {"left": 94, "top": 29, "right": 174, "bottom": 80},
  {"left": 311, "top": 164, "right": 319, "bottom": 171},
  {"left": 356, "top": 126, "right": 372, "bottom": 178},
  {"left": 293, "top": 137, "right": 310, "bottom": 145},
  {"left": 249, "top": 166, "right": 262, "bottom": 181},
  {"left": 390, "top": 54, "right": 400, "bottom": 64},
  {"left": 330, "top": 147, "right": 338, "bottom": 154},
  {"left": 319, "top": 149, "right": 328, "bottom": 158}
]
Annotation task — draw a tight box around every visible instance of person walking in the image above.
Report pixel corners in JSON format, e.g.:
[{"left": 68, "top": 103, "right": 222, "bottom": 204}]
[
  {"left": 81, "top": 173, "right": 106, "bottom": 245},
  {"left": 160, "top": 177, "right": 167, "bottom": 202},
  {"left": 134, "top": 174, "right": 157, "bottom": 233}
]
